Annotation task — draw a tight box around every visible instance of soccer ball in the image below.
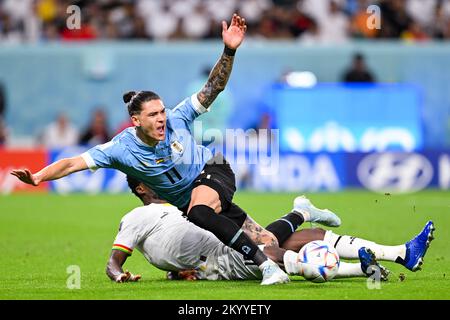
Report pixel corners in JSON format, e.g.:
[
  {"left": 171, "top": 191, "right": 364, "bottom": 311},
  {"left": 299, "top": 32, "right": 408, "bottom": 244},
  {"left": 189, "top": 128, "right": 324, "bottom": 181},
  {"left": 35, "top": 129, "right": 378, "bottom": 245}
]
[{"left": 298, "top": 240, "right": 340, "bottom": 283}]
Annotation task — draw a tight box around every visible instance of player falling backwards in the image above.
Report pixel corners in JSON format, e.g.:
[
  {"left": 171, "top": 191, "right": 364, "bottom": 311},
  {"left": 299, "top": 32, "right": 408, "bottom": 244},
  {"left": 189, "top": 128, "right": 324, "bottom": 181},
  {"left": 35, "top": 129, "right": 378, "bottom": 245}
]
[
  {"left": 11, "top": 14, "right": 341, "bottom": 285},
  {"left": 106, "top": 176, "right": 435, "bottom": 283}
]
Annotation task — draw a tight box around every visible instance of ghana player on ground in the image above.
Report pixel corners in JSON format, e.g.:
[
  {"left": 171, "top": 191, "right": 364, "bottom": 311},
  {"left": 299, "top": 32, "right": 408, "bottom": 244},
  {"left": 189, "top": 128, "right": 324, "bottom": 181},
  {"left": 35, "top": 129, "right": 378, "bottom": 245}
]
[
  {"left": 106, "top": 176, "right": 434, "bottom": 283},
  {"left": 11, "top": 14, "right": 341, "bottom": 285}
]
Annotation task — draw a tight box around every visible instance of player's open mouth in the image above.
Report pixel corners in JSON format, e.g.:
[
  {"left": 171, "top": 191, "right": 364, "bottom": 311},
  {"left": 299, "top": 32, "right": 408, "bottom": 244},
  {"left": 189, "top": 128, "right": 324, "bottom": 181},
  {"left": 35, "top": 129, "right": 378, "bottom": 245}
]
[{"left": 157, "top": 125, "right": 165, "bottom": 135}]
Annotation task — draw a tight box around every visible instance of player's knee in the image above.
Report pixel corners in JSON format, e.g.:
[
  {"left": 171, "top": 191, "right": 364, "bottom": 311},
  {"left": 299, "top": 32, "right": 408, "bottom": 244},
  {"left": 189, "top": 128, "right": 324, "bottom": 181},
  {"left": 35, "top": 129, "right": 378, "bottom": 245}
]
[
  {"left": 188, "top": 200, "right": 221, "bottom": 214},
  {"left": 211, "top": 198, "right": 222, "bottom": 213},
  {"left": 187, "top": 205, "right": 215, "bottom": 227},
  {"left": 189, "top": 186, "right": 221, "bottom": 213},
  {"left": 187, "top": 204, "right": 238, "bottom": 245}
]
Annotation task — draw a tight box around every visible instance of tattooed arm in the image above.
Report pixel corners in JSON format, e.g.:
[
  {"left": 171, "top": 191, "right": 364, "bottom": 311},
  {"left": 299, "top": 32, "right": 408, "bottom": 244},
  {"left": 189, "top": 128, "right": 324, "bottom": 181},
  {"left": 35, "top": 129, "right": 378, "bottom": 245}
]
[
  {"left": 241, "top": 215, "right": 279, "bottom": 247},
  {"left": 197, "top": 14, "right": 247, "bottom": 108},
  {"left": 197, "top": 51, "right": 235, "bottom": 108}
]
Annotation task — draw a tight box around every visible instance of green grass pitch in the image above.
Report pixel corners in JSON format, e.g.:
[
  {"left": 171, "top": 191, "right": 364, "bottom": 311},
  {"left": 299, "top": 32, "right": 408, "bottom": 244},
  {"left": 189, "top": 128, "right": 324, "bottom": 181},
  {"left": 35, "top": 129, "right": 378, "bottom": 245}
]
[{"left": 1, "top": 190, "right": 449, "bottom": 300}]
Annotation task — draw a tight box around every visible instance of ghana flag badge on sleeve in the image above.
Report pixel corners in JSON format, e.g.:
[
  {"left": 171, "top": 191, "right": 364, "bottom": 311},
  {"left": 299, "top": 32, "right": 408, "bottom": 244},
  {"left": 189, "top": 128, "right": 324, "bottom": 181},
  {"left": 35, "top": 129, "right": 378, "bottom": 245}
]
[{"left": 112, "top": 244, "right": 133, "bottom": 255}]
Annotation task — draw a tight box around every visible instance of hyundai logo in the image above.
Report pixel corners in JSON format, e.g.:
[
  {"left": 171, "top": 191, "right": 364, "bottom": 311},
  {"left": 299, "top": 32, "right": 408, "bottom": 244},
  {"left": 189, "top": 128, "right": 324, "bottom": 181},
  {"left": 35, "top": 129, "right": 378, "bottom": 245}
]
[{"left": 357, "top": 153, "right": 433, "bottom": 193}]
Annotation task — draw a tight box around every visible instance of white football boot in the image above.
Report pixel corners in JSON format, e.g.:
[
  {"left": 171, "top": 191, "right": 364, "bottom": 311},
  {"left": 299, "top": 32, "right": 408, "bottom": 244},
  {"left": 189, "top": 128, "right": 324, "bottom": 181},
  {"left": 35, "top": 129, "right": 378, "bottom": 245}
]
[
  {"left": 260, "top": 259, "right": 290, "bottom": 285},
  {"left": 293, "top": 196, "right": 341, "bottom": 227}
]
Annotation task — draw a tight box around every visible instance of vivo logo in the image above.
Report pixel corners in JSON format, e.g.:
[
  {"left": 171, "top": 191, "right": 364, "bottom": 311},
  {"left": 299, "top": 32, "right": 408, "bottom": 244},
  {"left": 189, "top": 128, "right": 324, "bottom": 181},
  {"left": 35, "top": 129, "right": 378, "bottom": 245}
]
[{"left": 357, "top": 153, "right": 433, "bottom": 193}]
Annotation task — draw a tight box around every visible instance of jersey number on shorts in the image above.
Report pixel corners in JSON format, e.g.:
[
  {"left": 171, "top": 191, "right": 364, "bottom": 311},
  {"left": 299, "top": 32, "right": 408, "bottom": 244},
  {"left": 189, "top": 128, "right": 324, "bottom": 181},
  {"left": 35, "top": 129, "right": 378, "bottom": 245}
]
[{"left": 164, "top": 167, "right": 182, "bottom": 184}]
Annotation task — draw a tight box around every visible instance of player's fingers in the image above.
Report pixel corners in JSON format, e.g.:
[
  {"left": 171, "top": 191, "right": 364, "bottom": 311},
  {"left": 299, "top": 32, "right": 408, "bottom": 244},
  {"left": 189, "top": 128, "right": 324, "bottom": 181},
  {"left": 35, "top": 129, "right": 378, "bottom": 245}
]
[
  {"left": 133, "top": 275, "right": 142, "bottom": 281},
  {"left": 10, "top": 170, "right": 25, "bottom": 176},
  {"left": 222, "top": 21, "right": 227, "bottom": 32},
  {"left": 129, "top": 272, "right": 140, "bottom": 280},
  {"left": 231, "top": 13, "right": 237, "bottom": 26},
  {"left": 235, "top": 15, "right": 241, "bottom": 26},
  {"left": 14, "top": 173, "right": 26, "bottom": 180},
  {"left": 238, "top": 17, "right": 243, "bottom": 26},
  {"left": 241, "top": 18, "right": 246, "bottom": 29},
  {"left": 10, "top": 171, "right": 20, "bottom": 177},
  {"left": 24, "top": 170, "right": 33, "bottom": 181},
  {"left": 116, "top": 272, "right": 129, "bottom": 282},
  {"left": 240, "top": 20, "right": 246, "bottom": 33},
  {"left": 20, "top": 170, "right": 37, "bottom": 185}
]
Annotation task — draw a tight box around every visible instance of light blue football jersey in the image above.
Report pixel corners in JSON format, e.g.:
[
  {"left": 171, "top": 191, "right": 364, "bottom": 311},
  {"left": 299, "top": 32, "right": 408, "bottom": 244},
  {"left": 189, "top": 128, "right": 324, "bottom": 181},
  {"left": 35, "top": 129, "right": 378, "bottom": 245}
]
[{"left": 81, "top": 94, "right": 213, "bottom": 208}]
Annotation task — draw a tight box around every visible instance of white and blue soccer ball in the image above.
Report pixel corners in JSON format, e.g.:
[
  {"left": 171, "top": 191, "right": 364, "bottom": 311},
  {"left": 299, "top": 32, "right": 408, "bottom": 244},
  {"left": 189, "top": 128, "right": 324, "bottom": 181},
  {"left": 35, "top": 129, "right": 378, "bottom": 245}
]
[{"left": 298, "top": 240, "right": 340, "bottom": 283}]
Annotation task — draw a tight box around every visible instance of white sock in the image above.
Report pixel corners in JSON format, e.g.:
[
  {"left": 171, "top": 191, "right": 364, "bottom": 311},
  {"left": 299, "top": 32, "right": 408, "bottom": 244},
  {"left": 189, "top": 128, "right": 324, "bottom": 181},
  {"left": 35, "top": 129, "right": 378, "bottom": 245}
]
[
  {"left": 297, "top": 210, "right": 311, "bottom": 222},
  {"left": 283, "top": 250, "right": 367, "bottom": 279},
  {"left": 335, "top": 262, "right": 365, "bottom": 278},
  {"left": 283, "top": 250, "right": 301, "bottom": 275},
  {"left": 323, "top": 230, "right": 406, "bottom": 262}
]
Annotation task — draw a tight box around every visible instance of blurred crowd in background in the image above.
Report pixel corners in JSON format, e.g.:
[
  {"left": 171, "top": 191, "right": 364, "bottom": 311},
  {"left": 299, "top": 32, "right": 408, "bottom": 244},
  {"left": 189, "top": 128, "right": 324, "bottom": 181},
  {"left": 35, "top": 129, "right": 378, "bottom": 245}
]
[
  {"left": 0, "top": 50, "right": 376, "bottom": 148},
  {"left": 0, "top": 0, "right": 447, "bottom": 149},
  {"left": 2, "top": 0, "right": 450, "bottom": 43}
]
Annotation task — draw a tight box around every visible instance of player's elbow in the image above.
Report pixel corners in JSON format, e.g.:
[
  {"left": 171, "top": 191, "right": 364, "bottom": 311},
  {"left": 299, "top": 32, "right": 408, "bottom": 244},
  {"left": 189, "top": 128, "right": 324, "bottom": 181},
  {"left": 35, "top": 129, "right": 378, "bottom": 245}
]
[{"left": 65, "top": 156, "right": 87, "bottom": 174}]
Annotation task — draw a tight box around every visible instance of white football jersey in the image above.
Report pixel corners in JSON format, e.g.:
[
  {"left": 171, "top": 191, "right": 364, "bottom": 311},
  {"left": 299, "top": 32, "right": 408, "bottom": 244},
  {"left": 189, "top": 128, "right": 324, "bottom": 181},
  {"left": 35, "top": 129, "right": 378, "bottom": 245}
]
[
  {"left": 112, "top": 203, "right": 261, "bottom": 280},
  {"left": 113, "top": 203, "right": 222, "bottom": 271}
]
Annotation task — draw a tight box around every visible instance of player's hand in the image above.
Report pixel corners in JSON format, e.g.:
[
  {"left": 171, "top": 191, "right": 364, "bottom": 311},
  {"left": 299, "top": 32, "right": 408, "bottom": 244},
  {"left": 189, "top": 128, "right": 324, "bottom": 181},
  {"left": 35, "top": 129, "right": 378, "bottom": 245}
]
[
  {"left": 166, "top": 270, "right": 198, "bottom": 281},
  {"left": 178, "top": 270, "right": 198, "bottom": 281},
  {"left": 222, "top": 13, "right": 247, "bottom": 50},
  {"left": 10, "top": 169, "right": 40, "bottom": 186},
  {"left": 115, "top": 270, "right": 141, "bottom": 283}
]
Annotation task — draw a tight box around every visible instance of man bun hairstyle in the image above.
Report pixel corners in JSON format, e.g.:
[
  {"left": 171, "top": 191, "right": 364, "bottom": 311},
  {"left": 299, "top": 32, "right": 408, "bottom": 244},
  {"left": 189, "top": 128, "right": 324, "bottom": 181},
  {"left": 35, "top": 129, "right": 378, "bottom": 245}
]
[
  {"left": 123, "top": 91, "right": 137, "bottom": 104},
  {"left": 123, "top": 90, "right": 161, "bottom": 116}
]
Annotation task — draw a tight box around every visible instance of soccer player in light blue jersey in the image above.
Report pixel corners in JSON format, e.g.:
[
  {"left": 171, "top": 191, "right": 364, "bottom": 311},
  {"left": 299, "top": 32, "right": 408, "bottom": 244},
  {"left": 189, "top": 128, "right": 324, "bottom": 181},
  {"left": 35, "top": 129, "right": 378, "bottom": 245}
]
[{"left": 11, "top": 14, "right": 341, "bottom": 285}]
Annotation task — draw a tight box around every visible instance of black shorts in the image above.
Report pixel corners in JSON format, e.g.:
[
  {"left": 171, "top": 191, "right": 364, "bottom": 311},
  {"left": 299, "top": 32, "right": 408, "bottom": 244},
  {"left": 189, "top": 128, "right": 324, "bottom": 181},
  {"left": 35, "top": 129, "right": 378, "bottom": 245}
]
[{"left": 190, "top": 153, "right": 248, "bottom": 227}]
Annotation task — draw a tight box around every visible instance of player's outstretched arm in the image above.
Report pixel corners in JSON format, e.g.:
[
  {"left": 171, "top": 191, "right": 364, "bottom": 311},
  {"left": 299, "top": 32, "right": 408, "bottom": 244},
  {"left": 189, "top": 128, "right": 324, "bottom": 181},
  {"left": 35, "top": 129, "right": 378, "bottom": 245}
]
[
  {"left": 197, "top": 13, "right": 247, "bottom": 108},
  {"left": 10, "top": 156, "right": 88, "bottom": 186},
  {"left": 106, "top": 250, "right": 141, "bottom": 283}
]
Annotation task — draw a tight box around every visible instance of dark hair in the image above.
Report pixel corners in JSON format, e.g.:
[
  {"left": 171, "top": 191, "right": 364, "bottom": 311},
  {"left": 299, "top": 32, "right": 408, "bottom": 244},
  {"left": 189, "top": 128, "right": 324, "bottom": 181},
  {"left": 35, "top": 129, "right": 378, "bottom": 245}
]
[
  {"left": 126, "top": 175, "right": 160, "bottom": 202},
  {"left": 123, "top": 91, "right": 161, "bottom": 116},
  {"left": 126, "top": 175, "right": 141, "bottom": 199}
]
